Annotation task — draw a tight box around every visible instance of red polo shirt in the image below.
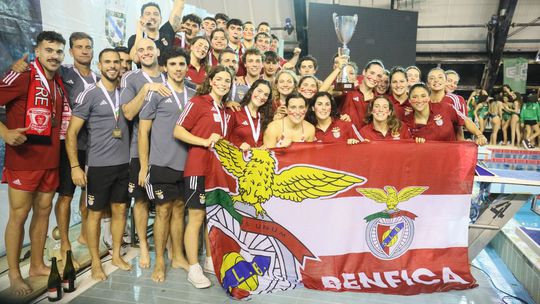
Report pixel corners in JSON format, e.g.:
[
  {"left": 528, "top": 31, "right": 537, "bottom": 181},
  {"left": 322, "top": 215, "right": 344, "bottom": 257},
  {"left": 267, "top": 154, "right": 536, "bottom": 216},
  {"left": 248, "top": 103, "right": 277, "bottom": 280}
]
[
  {"left": 315, "top": 119, "right": 356, "bottom": 143},
  {"left": 404, "top": 102, "right": 462, "bottom": 141},
  {"left": 177, "top": 94, "right": 229, "bottom": 176},
  {"left": 388, "top": 94, "right": 413, "bottom": 121},
  {"left": 339, "top": 89, "right": 373, "bottom": 133},
  {"left": 359, "top": 122, "right": 411, "bottom": 141},
  {"left": 227, "top": 108, "right": 263, "bottom": 147},
  {"left": 186, "top": 64, "right": 207, "bottom": 85}
]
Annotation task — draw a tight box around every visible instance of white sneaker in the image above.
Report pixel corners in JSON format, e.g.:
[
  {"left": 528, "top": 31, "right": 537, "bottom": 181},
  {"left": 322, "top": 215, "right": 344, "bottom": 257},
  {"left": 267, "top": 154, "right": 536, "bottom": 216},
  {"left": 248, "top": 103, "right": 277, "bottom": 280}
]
[
  {"left": 203, "top": 257, "right": 215, "bottom": 275},
  {"left": 188, "top": 264, "right": 211, "bottom": 288}
]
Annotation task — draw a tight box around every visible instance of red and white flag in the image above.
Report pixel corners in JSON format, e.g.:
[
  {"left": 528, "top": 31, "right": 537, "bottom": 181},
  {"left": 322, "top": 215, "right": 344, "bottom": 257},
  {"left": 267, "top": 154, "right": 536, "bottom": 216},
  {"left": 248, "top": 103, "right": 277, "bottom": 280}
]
[{"left": 205, "top": 140, "right": 478, "bottom": 299}]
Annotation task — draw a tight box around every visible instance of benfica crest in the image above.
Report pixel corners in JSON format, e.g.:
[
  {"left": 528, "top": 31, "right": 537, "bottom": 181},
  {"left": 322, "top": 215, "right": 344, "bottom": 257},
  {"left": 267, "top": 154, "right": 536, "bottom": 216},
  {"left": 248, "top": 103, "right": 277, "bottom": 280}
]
[
  {"left": 357, "top": 186, "right": 428, "bottom": 260},
  {"left": 105, "top": 9, "right": 126, "bottom": 47}
]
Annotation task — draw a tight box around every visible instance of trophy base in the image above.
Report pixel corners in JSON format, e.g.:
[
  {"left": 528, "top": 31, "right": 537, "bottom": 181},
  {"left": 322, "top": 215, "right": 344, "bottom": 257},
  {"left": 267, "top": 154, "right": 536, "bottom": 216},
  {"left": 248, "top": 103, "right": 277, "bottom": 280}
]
[{"left": 334, "top": 82, "right": 355, "bottom": 91}]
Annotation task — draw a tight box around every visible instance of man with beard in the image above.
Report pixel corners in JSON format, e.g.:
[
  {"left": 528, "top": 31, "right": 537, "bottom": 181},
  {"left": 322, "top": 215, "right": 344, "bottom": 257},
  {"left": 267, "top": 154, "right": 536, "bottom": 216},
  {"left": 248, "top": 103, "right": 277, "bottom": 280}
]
[
  {"left": 67, "top": 49, "right": 131, "bottom": 280},
  {"left": 340, "top": 59, "right": 384, "bottom": 132},
  {"left": 219, "top": 49, "right": 249, "bottom": 103},
  {"left": 138, "top": 48, "right": 195, "bottom": 282},
  {"left": 128, "top": 0, "right": 185, "bottom": 64},
  {"left": 9, "top": 33, "right": 100, "bottom": 258},
  {"left": 174, "top": 14, "right": 202, "bottom": 49},
  {"left": 0, "top": 30, "right": 67, "bottom": 297},
  {"left": 115, "top": 46, "right": 133, "bottom": 77},
  {"left": 121, "top": 38, "right": 170, "bottom": 270}
]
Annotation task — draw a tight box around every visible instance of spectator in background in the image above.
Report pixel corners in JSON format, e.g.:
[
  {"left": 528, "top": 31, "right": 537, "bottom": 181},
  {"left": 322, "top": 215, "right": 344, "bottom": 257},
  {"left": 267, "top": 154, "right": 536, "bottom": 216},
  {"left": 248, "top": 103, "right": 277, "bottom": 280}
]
[
  {"left": 215, "top": 13, "right": 229, "bottom": 29},
  {"left": 257, "top": 21, "right": 271, "bottom": 33},
  {"left": 521, "top": 93, "right": 540, "bottom": 149},
  {"left": 242, "top": 21, "right": 255, "bottom": 49},
  {"left": 127, "top": 0, "right": 185, "bottom": 64},
  {"left": 208, "top": 28, "right": 228, "bottom": 67},
  {"left": 270, "top": 34, "right": 279, "bottom": 52},
  {"left": 254, "top": 32, "right": 272, "bottom": 53},
  {"left": 375, "top": 69, "right": 389, "bottom": 96},
  {"left": 175, "top": 14, "right": 202, "bottom": 49},
  {"left": 115, "top": 46, "right": 133, "bottom": 77},
  {"left": 262, "top": 51, "right": 280, "bottom": 82},
  {"left": 405, "top": 65, "right": 421, "bottom": 87},
  {"left": 201, "top": 16, "right": 216, "bottom": 38},
  {"left": 297, "top": 55, "right": 318, "bottom": 77}
]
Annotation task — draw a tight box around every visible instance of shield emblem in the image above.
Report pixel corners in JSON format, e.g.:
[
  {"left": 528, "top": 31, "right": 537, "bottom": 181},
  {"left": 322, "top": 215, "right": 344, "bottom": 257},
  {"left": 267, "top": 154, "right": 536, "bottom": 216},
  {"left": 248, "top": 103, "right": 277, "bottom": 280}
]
[
  {"left": 105, "top": 9, "right": 126, "bottom": 47},
  {"left": 366, "top": 215, "right": 415, "bottom": 260}
]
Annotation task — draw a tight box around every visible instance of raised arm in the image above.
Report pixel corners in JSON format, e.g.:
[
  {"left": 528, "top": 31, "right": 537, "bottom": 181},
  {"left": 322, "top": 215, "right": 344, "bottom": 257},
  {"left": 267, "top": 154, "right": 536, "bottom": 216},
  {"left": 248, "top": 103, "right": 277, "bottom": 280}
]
[{"left": 169, "top": 0, "right": 186, "bottom": 31}]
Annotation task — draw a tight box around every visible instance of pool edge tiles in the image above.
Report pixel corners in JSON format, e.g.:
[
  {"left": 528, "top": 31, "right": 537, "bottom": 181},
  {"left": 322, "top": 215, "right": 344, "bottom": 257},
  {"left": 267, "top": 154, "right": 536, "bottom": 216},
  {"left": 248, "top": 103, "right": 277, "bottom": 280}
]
[{"left": 490, "top": 219, "right": 540, "bottom": 304}]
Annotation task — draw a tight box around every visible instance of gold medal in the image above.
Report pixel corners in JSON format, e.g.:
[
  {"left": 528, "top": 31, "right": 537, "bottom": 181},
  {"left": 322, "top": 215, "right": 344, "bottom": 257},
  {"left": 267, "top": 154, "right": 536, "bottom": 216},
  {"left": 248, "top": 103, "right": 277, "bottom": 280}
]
[{"left": 112, "top": 127, "right": 122, "bottom": 139}]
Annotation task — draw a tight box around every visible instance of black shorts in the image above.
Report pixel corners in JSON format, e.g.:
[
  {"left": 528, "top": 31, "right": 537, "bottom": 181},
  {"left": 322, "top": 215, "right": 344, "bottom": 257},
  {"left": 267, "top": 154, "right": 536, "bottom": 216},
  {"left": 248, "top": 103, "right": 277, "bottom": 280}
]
[
  {"left": 57, "top": 143, "right": 86, "bottom": 196},
  {"left": 86, "top": 164, "right": 129, "bottom": 211},
  {"left": 184, "top": 176, "right": 206, "bottom": 210},
  {"left": 524, "top": 120, "right": 538, "bottom": 126},
  {"left": 146, "top": 166, "right": 184, "bottom": 204},
  {"left": 128, "top": 158, "right": 150, "bottom": 201}
]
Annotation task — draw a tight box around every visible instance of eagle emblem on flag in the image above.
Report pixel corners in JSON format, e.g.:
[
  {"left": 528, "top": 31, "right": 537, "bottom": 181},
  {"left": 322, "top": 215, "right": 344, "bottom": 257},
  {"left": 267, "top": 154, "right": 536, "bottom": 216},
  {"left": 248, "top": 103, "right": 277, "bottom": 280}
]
[{"left": 212, "top": 140, "right": 365, "bottom": 217}]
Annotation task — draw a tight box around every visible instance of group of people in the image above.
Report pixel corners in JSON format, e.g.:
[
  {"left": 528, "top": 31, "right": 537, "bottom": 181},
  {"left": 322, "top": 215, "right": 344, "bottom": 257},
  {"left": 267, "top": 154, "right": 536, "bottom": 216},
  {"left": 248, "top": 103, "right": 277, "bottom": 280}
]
[
  {"left": 469, "top": 85, "right": 540, "bottom": 149},
  {"left": 0, "top": 0, "right": 491, "bottom": 297}
]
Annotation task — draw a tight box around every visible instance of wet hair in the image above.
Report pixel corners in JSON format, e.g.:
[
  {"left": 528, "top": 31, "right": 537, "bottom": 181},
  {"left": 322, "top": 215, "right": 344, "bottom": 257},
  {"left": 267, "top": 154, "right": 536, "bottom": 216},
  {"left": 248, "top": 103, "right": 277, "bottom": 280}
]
[
  {"left": 114, "top": 46, "right": 129, "bottom": 55},
  {"left": 69, "top": 32, "right": 93, "bottom": 49},
  {"left": 242, "top": 47, "right": 263, "bottom": 63},
  {"left": 389, "top": 66, "right": 408, "bottom": 82},
  {"left": 182, "top": 14, "right": 202, "bottom": 26},
  {"left": 196, "top": 65, "right": 234, "bottom": 102},
  {"left": 478, "top": 94, "right": 489, "bottom": 103},
  {"left": 159, "top": 47, "right": 190, "bottom": 67},
  {"left": 525, "top": 93, "right": 538, "bottom": 104},
  {"left": 214, "top": 13, "right": 229, "bottom": 22},
  {"left": 296, "top": 55, "right": 318, "bottom": 74},
  {"left": 36, "top": 31, "right": 66, "bottom": 46},
  {"left": 285, "top": 91, "right": 307, "bottom": 107},
  {"left": 203, "top": 16, "right": 216, "bottom": 23},
  {"left": 271, "top": 34, "right": 278, "bottom": 40},
  {"left": 408, "top": 82, "right": 430, "bottom": 96},
  {"left": 240, "top": 79, "right": 274, "bottom": 131},
  {"left": 98, "top": 48, "right": 118, "bottom": 61},
  {"left": 244, "top": 21, "right": 253, "bottom": 27},
  {"left": 226, "top": 18, "right": 243, "bottom": 28},
  {"left": 264, "top": 51, "right": 279, "bottom": 64},
  {"left": 306, "top": 91, "right": 340, "bottom": 125},
  {"left": 364, "top": 59, "right": 385, "bottom": 71},
  {"left": 140, "top": 2, "right": 161, "bottom": 16},
  {"left": 365, "top": 95, "right": 402, "bottom": 135}
]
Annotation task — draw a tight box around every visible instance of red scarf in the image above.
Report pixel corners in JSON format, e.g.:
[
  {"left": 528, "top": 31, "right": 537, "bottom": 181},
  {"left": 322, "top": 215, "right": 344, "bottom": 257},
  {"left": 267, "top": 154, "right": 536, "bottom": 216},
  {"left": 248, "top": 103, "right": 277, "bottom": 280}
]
[{"left": 25, "top": 60, "right": 70, "bottom": 144}]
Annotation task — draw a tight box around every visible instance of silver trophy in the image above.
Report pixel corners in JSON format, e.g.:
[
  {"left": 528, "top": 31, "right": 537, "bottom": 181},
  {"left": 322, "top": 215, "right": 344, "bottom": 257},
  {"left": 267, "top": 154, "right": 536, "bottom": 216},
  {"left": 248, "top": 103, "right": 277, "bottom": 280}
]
[{"left": 333, "top": 13, "right": 358, "bottom": 90}]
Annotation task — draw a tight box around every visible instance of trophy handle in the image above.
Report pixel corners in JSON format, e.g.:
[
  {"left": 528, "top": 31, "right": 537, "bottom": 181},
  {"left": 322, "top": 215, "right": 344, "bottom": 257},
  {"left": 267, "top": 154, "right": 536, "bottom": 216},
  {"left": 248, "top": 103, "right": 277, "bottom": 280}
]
[
  {"left": 353, "top": 14, "right": 358, "bottom": 24},
  {"left": 332, "top": 13, "right": 338, "bottom": 25}
]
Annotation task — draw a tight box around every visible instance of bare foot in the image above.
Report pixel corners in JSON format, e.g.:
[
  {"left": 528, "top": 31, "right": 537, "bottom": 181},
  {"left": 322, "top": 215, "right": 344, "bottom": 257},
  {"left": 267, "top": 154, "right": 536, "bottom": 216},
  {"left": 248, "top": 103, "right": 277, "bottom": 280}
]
[
  {"left": 77, "top": 234, "right": 87, "bottom": 245},
  {"left": 112, "top": 256, "right": 132, "bottom": 271},
  {"left": 151, "top": 261, "right": 166, "bottom": 283},
  {"left": 171, "top": 256, "right": 189, "bottom": 271},
  {"left": 28, "top": 264, "right": 50, "bottom": 277},
  {"left": 91, "top": 262, "right": 107, "bottom": 281},
  {"left": 139, "top": 246, "right": 150, "bottom": 269},
  {"left": 9, "top": 275, "right": 32, "bottom": 297}
]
